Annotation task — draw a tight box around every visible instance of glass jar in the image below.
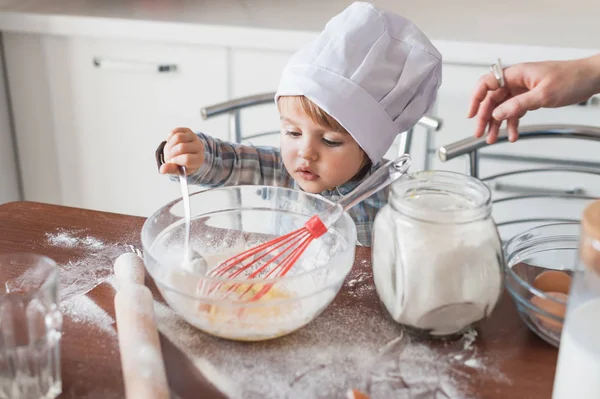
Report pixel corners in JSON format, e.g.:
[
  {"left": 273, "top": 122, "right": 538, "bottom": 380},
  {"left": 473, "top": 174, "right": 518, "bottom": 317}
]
[
  {"left": 372, "top": 170, "right": 504, "bottom": 338},
  {"left": 553, "top": 200, "right": 600, "bottom": 399}
]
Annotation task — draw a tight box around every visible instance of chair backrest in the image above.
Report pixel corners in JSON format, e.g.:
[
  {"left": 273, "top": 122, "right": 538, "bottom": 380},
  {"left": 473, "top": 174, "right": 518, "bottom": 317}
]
[{"left": 437, "top": 124, "right": 600, "bottom": 241}]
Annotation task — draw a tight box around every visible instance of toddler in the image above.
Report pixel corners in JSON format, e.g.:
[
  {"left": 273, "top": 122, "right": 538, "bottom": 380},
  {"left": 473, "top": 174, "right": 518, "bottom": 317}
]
[{"left": 158, "top": 1, "right": 442, "bottom": 246}]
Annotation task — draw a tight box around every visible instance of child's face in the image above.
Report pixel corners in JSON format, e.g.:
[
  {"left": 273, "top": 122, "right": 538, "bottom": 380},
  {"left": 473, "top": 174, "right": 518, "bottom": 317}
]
[{"left": 279, "top": 100, "right": 367, "bottom": 194}]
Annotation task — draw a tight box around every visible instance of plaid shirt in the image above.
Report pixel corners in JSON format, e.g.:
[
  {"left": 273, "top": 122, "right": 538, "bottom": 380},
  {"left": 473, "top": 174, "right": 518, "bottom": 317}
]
[{"left": 187, "top": 133, "right": 391, "bottom": 246}]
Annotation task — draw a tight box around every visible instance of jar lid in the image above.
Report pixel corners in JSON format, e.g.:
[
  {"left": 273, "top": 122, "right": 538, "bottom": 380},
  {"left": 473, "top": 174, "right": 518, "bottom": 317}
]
[{"left": 581, "top": 200, "right": 600, "bottom": 273}]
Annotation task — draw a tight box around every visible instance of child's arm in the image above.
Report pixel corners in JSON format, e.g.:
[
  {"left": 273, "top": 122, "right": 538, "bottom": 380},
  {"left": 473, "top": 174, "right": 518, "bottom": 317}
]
[{"left": 159, "top": 127, "right": 287, "bottom": 187}]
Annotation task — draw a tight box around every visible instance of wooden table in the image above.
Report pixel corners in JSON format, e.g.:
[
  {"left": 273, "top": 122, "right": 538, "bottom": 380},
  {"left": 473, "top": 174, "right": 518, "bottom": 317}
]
[{"left": 0, "top": 201, "right": 559, "bottom": 398}]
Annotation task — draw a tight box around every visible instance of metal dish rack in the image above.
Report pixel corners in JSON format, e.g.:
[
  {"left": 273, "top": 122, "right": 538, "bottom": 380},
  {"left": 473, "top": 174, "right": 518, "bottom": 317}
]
[{"left": 437, "top": 124, "right": 600, "bottom": 241}]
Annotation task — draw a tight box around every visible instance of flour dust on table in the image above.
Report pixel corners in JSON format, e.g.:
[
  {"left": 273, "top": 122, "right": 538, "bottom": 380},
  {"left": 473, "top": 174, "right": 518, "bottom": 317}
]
[
  {"left": 368, "top": 330, "right": 510, "bottom": 398},
  {"left": 153, "top": 298, "right": 510, "bottom": 399},
  {"left": 46, "top": 229, "right": 105, "bottom": 249},
  {"left": 43, "top": 228, "right": 137, "bottom": 302},
  {"left": 41, "top": 228, "right": 137, "bottom": 335},
  {"left": 59, "top": 292, "right": 116, "bottom": 337}
]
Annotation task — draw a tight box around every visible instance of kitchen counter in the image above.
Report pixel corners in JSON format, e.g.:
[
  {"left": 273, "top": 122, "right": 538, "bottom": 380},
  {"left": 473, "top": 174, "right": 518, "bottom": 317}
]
[
  {"left": 0, "top": 0, "right": 598, "bottom": 64},
  {"left": 0, "top": 201, "right": 560, "bottom": 398}
]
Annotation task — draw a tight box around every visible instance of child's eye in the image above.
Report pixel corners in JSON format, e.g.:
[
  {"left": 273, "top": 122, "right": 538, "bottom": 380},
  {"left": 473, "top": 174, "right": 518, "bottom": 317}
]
[
  {"left": 323, "top": 138, "right": 342, "bottom": 147},
  {"left": 285, "top": 131, "right": 301, "bottom": 137}
]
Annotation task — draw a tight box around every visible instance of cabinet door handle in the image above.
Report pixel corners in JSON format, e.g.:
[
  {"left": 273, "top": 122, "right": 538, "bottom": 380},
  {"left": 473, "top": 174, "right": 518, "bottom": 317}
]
[
  {"left": 492, "top": 181, "right": 585, "bottom": 196},
  {"left": 92, "top": 57, "right": 177, "bottom": 73}
]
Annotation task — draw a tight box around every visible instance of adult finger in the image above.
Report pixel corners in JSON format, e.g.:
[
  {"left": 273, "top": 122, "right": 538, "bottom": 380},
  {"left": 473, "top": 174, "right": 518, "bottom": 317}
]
[
  {"left": 474, "top": 88, "right": 507, "bottom": 138},
  {"left": 492, "top": 89, "right": 542, "bottom": 120},
  {"left": 473, "top": 115, "right": 490, "bottom": 139},
  {"left": 467, "top": 73, "right": 502, "bottom": 118},
  {"left": 473, "top": 93, "right": 497, "bottom": 138},
  {"left": 506, "top": 118, "right": 520, "bottom": 142},
  {"left": 475, "top": 88, "right": 509, "bottom": 129},
  {"left": 486, "top": 119, "right": 503, "bottom": 144}
]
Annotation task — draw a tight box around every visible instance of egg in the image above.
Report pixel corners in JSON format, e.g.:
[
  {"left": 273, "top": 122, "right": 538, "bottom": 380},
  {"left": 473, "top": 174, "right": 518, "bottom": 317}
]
[
  {"left": 532, "top": 270, "right": 572, "bottom": 294},
  {"left": 346, "top": 389, "right": 370, "bottom": 399},
  {"left": 530, "top": 291, "right": 568, "bottom": 333}
]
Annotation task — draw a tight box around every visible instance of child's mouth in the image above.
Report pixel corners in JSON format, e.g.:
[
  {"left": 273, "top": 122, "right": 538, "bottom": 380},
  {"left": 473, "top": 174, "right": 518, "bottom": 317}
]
[{"left": 296, "top": 167, "right": 318, "bottom": 181}]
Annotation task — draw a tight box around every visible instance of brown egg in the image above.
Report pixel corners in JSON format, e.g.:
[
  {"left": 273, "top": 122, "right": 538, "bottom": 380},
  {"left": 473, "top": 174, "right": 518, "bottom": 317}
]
[
  {"left": 532, "top": 270, "right": 572, "bottom": 294},
  {"left": 346, "top": 389, "right": 370, "bottom": 399},
  {"left": 530, "top": 292, "right": 568, "bottom": 333}
]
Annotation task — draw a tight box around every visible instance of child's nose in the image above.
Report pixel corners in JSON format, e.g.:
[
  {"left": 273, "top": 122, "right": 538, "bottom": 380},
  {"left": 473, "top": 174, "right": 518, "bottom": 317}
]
[{"left": 298, "top": 144, "right": 318, "bottom": 161}]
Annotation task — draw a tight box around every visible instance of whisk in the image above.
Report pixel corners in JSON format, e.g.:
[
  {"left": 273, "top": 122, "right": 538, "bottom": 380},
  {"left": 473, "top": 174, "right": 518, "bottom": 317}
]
[{"left": 204, "top": 154, "right": 412, "bottom": 301}]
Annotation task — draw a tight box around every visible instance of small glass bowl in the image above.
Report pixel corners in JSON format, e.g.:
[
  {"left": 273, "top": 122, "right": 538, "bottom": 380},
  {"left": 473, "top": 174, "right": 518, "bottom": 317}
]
[{"left": 504, "top": 222, "right": 579, "bottom": 347}]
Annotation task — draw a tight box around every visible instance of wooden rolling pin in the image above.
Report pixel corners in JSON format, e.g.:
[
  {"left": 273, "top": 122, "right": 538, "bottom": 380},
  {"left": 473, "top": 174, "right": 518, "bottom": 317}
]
[{"left": 113, "top": 253, "right": 169, "bottom": 399}]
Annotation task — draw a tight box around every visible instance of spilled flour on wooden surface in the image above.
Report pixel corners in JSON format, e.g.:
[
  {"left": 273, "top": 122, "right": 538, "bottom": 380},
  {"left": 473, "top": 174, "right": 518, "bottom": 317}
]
[
  {"left": 46, "top": 230, "right": 105, "bottom": 250},
  {"left": 44, "top": 228, "right": 135, "bottom": 335},
  {"left": 45, "top": 228, "right": 133, "bottom": 302},
  {"left": 153, "top": 294, "right": 511, "bottom": 399},
  {"left": 60, "top": 293, "right": 116, "bottom": 337}
]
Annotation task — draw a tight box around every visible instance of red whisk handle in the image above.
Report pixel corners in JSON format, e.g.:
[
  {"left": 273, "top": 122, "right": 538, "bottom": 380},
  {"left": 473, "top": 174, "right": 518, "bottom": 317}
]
[{"left": 305, "top": 215, "right": 327, "bottom": 238}]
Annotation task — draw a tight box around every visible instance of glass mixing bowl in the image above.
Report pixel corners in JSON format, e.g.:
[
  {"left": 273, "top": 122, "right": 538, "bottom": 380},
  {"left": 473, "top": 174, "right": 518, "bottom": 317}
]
[
  {"left": 504, "top": 222, "right": 579, "bottom": 347},
  {"left": 141, "top": 185, "right": 357, "bottom": 341}
]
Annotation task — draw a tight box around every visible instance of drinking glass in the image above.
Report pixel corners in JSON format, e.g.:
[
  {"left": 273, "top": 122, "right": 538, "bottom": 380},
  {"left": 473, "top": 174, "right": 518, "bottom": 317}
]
[{"left": 0, "top": 253, "right": 62, "bottom": 399}]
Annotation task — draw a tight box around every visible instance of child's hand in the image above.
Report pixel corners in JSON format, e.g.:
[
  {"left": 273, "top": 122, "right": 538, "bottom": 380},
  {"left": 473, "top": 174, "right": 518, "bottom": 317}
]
[{"left": 159, "top": 127, "right": 204, "bottom": 175}]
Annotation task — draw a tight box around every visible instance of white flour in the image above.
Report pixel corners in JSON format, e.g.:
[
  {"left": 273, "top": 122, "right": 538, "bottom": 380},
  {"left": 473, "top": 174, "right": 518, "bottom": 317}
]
[
  {"left": 44, "top": 228, "right": 134, "bottom": 335},
  {"left": 372, "top": 194, "right": 503, "bottom": 336},
  {"left": 153, "top": 297, "right": 509, "bottom": 399},
  {"left": 346, "top": 260, "right": 375, "bottom": 299},
  {"left": 46, "top": 229, "right": 105, "bottom": 249},
  {"left": 44, "top": 228, "right": 134, "bottom": 302},
  {"left": 462, "top": 329, "right": 478, "bottom": 351},
  {"left": 194, "top": 358, "right": 241, "bottom": 399},
  {"left": 464, "top": 358, "right": 482, "bottom": 369},
  {"left": 60, "top": 294, "right": 116, "bottom": 337}
]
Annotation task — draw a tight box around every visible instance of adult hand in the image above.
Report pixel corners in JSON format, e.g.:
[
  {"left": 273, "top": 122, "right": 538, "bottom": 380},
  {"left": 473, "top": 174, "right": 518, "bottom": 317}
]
[{"left": 467, "top": 55, "right": 600, "bottom": 143}]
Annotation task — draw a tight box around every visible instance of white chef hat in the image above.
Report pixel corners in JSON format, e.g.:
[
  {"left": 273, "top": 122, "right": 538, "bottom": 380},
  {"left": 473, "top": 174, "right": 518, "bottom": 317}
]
[{"left": 275, "top": 1, "right": 442, "bottom": 164}]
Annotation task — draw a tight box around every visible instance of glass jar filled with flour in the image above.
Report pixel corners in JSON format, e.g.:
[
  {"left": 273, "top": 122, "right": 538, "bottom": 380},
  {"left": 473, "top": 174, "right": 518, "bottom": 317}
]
[
  {"left": 553, "top": 200, "right": 600, "bottom": 399},
  {"left": 372, "top": 170, "right": 504, "bottom": 337}
]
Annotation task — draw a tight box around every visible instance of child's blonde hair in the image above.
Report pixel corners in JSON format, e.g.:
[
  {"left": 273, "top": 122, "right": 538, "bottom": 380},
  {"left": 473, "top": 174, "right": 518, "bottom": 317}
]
[
  {"left": 278, "top": 96, "right": 349, "bottom": 135},
  {"left": 278, "top": 95, "right": 371, "bottom": 174}
]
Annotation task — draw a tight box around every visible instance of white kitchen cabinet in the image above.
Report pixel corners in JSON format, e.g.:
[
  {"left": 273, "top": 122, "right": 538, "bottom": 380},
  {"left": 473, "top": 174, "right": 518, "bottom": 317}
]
[
  {"left": 3, "top": 33, "right": 62, "bottom": 205},
  {"left": 5, "top": 29, "right": 597, "bottom": 222},
  {"left": 5, "top": 33, "right": 229, "bottom": 216}
]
